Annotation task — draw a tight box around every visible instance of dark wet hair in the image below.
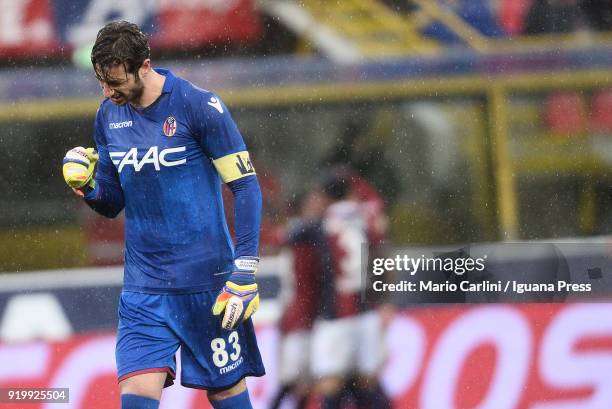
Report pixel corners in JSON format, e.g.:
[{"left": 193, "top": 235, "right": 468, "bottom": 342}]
[
  {"left": 91, "top": 21, "right": 150, "bottom": 82},
  {"left": 321, "top": 165, "right": 355, "bottom": 200}
]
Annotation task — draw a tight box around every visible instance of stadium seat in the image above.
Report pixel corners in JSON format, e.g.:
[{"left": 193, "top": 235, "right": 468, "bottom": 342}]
[
  {"left": 499, "top": 0, "right": 532, "bottom": 35},
  {"left": 544, "top": 91, "right": 587, "bottom": 136},
  {"left": 590, "top": 90, "right": 612, "bottom": 133}
]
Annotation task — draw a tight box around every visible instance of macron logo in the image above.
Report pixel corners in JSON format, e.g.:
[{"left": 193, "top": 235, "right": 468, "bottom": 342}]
[
  {"left": 207, "top": 97, "right": 224, "bottom": 114},
  {"left": 109, "top": 121, "right": 133, "bottom": 129}
]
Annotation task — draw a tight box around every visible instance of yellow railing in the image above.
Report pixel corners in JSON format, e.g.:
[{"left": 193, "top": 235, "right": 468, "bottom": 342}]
[
  {"left": 301, "top": 0, "right": 438, "bottom": 57},
  {"left": 2, "top": 69, "right": 609, "bottom": 117}
]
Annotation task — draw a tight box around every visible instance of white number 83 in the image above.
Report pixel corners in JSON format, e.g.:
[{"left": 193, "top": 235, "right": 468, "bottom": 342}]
[{"left": 211, "top": 331, "right": 241, "bottom": 368}]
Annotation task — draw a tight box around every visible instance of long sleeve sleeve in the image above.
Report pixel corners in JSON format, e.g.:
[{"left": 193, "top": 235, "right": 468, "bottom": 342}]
[
  {"left": 227, "top": 175, "right": 261, "bottom": 257},
  {"left": 193, "top": 92, "right": 260, "bottom": 257},
  {"left": 83, "top": 109, "right": 125, "bottom": 218}
]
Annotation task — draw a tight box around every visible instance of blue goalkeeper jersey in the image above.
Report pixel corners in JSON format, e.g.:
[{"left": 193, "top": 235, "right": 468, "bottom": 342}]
[{"left": 85, "top": 69, "right": 260, "bottom": 293}]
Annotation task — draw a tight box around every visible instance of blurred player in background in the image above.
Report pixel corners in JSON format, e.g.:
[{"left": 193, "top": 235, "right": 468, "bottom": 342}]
[
  {"left": 61, "top": 21, "right": 264, "bottom": 409},
  {"left": 271, "top": 191, "right": 327, "bottom": 409},
  {"left": 312, "top": 166, "right": 392, "bottom": 409}
]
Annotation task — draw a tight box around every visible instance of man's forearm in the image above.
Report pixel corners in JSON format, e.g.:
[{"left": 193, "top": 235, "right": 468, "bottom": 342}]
[
  {"left": 227, "top": 176, "right": 262, "bottom": 257},
  {"left": 83, "top": 180, "right": 125, "bottom": 218}
]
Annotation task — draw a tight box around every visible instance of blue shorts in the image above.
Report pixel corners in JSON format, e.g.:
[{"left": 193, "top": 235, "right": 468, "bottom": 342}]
[{"left": 116, "top": 290, "right": 265, "bottom": 390}]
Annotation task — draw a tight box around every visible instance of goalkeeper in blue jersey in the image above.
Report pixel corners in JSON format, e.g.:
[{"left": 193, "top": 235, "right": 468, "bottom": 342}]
[{"left": 61, "top": 21, "right": 264, "bottom": 409}]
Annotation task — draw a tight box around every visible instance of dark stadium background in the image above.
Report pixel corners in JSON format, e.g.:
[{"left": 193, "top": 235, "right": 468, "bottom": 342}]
[{"left": 0, "top": 1, "right": 611, "bottom": 408}]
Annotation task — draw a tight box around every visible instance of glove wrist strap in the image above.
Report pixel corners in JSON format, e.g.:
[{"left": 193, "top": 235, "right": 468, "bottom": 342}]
[
  {"left": 231, "top": 256, "right": 258, "bottom": 285},
  {"left": 234, "top": 256, "right": 259, "bottom": 271}
]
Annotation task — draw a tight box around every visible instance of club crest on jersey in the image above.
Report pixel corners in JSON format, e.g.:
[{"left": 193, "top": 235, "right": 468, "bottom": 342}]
[{"left": 163, "top": 116, "right": 177, "bottom": 137}]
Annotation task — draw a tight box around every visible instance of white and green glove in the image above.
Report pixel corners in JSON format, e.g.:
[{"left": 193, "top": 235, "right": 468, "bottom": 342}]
[{"left": 62, "top": 147, "right": 98, "bottom": 196}]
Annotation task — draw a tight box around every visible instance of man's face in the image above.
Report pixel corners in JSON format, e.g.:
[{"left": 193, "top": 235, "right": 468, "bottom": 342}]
[{"left": 96, "top": 63, "right": 144, "bottom": 106}]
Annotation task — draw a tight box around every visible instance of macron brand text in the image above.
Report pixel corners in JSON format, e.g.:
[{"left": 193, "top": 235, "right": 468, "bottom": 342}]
[
  {"left": 109, "top": 121, "right": 133, "bottom": 129},
  {"left": 110, "top": 146, "right": 187, "bottom": 173}
]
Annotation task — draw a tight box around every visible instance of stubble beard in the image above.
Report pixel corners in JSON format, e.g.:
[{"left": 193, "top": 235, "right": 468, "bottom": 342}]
[
  {"left": 111, "top": 74, "right": 145, "bottom": 106},
  {"left": 125, "top": 75, "right": 145, "bottom": 106}
]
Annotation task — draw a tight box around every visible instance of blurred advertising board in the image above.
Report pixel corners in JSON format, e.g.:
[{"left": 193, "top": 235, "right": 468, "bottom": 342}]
[
  {"left": 0, "top": 0, "right": 261, "bottom": 58},
  {"left": 1, "top": 304, "right": 611, "bottom": 408},
  {"left": 383, "top": 304, "right": 612, "bottom": 409},
  {"left": 0, "top": 328, "right": 278, "bottom": 409}
]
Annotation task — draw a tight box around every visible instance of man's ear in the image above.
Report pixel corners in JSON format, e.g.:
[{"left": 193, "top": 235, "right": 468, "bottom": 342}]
[{"left": 139, "top": 59, "right": 152, "bottom": 77}]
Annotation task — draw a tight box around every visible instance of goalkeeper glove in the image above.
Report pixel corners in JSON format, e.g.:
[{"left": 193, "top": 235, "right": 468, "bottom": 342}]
[
  {"left": 63, "top": 147, "right": 98, "bottom": 196},
  {"left": 213, "top": 256, "right": 260, "bottom": 330}
]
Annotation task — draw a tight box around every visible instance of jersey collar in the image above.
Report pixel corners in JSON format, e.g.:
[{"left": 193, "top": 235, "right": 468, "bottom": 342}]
[{"left": 154, "top": 68, "right": 175, "bottom": 94}]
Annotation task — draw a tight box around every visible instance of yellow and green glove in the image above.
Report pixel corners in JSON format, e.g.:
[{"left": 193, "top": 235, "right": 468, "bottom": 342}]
[
  {"left": 213, "top": 256, "right": 260, "bottom": 330},
  {"left": 62, "top": 147, "right": 98, "bottom": 196}
]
